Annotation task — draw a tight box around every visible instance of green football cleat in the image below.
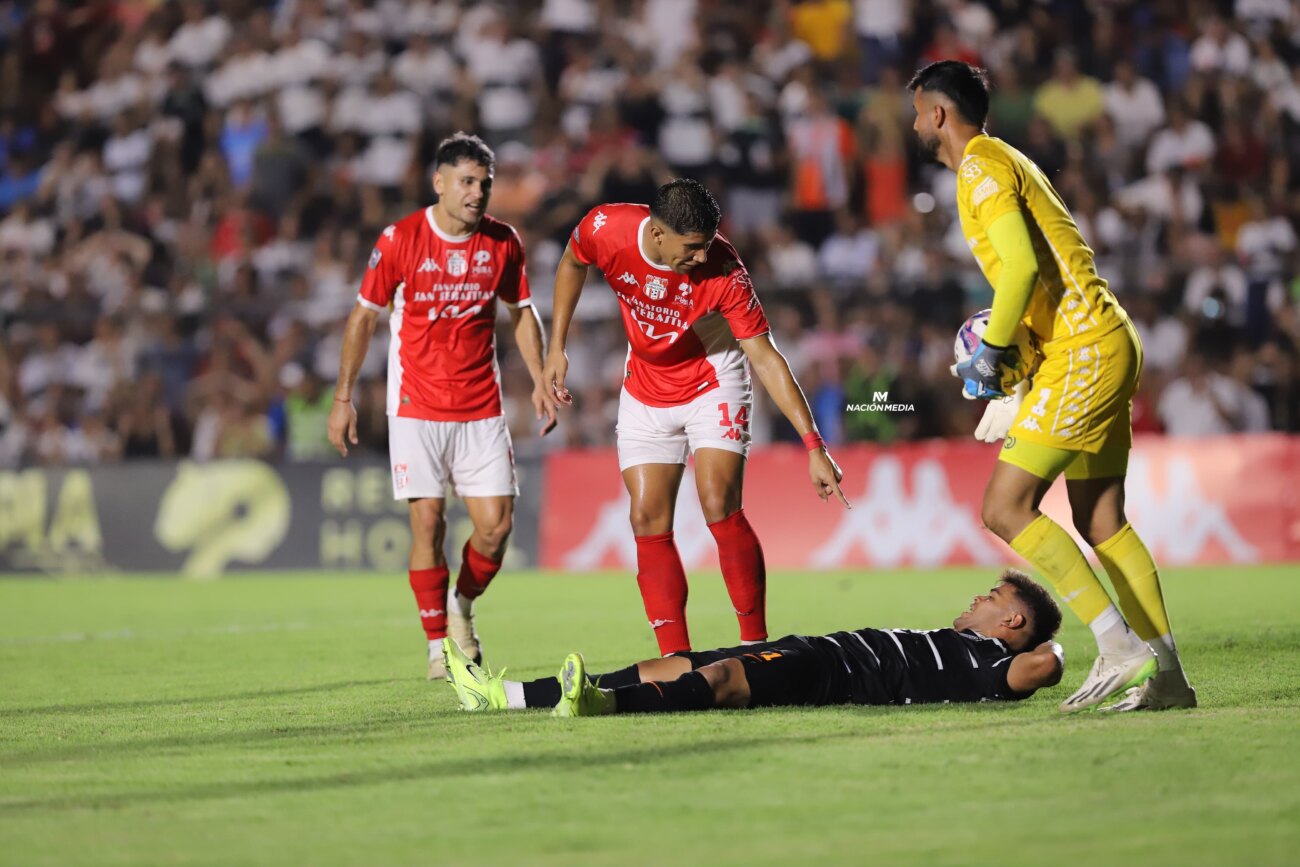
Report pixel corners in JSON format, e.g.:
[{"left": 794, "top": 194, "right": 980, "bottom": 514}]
[
  {"left": 442, "top": 637, "right": 507, "bottom": 711},
  {"left": 552, "top": 652, "right": 616, "bottom": 718}
]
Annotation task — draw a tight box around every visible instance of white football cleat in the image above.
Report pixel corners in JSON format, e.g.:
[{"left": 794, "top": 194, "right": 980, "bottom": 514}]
[
  {"left": 1059, "top": 648, "right": 1158, "bottom": 713},
  {"left": 1101, "top": 672, "right": 1198, "bottom": 712},
  {"left": 447, "top": 611, "right": 482, "bottom": 666}
]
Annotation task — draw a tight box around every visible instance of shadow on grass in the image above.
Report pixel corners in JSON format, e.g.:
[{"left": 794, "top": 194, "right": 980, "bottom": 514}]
[
  {"left": 0, "top": 678, "right": 408, "bottom": 721},
  {"left": 0, "top": 709, "right": 1033, "bottom": 814}
]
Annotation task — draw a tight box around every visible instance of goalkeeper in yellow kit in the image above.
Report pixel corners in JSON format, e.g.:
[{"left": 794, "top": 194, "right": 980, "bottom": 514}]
[{"left": 908, "top": 61, "right": 1195, "bottom": 712}]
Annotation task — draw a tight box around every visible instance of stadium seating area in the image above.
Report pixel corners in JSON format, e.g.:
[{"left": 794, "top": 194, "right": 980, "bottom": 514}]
[{"left": 1, "top": 0, "right": 1299, "bottom": 467}]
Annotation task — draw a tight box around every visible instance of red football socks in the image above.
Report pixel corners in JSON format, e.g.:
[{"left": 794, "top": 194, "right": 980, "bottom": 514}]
[
  {"left": 455, "top": 540, "right": 503, "bottom": 601},
  {"left": 409, "top": 566, "right": 449, "bottom": 640},
  {"left": 634, "top": 531, "right": 691, "bottom": 655},
  {"left": 708, "top": 509, "right": 768, "bottom": 642}
]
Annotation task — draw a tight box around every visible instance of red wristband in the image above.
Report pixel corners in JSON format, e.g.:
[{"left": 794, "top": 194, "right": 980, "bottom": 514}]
[{"left": 802, "top": 432, "right": 824, "bottom": 452}]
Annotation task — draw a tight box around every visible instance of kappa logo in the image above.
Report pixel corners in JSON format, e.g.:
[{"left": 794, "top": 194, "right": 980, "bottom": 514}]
[
  {"left": 617, "top": 272, "right": 638, "bottom": 286},
  {"left": 593, "top": 210, "right": 607, "bottom": 232},
  {"left": 383, "top": 224, "right": 396, "bottom": 239},
  {"left": 447, "top": 250, "right": 468, "bottom": 276},
  {"left": 644, "top": 274, "right": 668, "bottom": 300},
  {"left": 649, "top": 618, "right": 676, "bottom": 629},
  {"left": 417, "top": 258, "right": 441, "bottom": 273},
  {"left": 418, "top": 608, "right": 444, "bottom": 618}
]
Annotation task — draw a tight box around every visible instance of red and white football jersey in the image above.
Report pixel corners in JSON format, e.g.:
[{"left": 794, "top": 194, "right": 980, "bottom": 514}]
[
  {"left": 358, "top": 208, "right": 531, "bottom": 421},
  {"left": 569, "top": 203, "right": 770, "bottom": 407}
]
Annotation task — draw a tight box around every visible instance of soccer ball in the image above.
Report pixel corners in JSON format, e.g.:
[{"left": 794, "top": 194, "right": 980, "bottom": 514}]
[{"left": 953, "top": 309, "right": 1040, "bottom": 390}]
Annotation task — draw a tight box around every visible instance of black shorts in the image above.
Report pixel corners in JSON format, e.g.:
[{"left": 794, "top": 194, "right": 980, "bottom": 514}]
[{"left": 676, "top": 635, "right": 855, "bottom": 708}]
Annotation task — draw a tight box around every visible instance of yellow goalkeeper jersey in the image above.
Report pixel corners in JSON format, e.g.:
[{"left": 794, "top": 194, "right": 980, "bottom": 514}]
[{"left": 954, "top": 134, "right": 1128, "bottom": 350}]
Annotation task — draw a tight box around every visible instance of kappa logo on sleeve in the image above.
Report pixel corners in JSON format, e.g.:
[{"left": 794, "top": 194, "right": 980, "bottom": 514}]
[
  {"left": 383, "top": 224, "right": 396, "bottom": 239},
  {"left": 593, "top": 210, "right": 608, "bottom": 232}
]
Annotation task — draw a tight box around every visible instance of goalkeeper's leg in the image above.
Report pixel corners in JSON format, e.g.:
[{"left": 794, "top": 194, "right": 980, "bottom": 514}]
[
  {"left": 1067, "top": 472, "right": 1195, "bottom": 710},
  {"left": 983, "top": 450, "right": 1154, "bottom": 711}
]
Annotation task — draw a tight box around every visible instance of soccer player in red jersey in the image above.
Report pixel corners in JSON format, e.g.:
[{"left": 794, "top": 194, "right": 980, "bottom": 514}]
[
  {"left": 543, "top": 179, "right": 850, "bottom": 656},
  {"left": 328, "top": 133, "right": 558, "bottom": 679}
]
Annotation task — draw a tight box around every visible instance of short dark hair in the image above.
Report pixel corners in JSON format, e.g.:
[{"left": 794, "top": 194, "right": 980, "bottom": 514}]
[
  {"left": 907, "top": 60, "right": 991, "bottom": 127},
  {"left": 650, "top": 178, "right": 721, "bottom": 237},
  {"left": 435, "top": 132, "right": 495, "bottom": 172},
  {"left": 1000, "top": 569, "right": 1062, "bottom": 650}
]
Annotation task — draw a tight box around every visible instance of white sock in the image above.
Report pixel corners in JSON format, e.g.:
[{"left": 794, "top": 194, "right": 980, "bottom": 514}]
[
  {"left": 503, "top": 680, "right": 527, "bottom": 709},
  {"left": 452, "top": 589, "right": 474, "bottom": 618},
  {"left": 740, "top": 639, "right": 765, "bottom": 646},
  {"left": 1149, "top": 634, "right": 1182, "bottom": 674},
  {"left": 428, "top": 639, "right": 441, "bottom": 659},
  {"left": 1089, "top": 605, "right": 1144, "bottom": 657}
]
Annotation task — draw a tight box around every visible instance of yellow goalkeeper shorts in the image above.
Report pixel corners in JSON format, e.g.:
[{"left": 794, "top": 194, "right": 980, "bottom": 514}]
[{"left": 999, "top": 318, "right": 1142, "bottom": 481}]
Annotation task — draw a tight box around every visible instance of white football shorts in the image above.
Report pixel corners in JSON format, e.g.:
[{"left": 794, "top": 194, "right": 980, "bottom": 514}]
[
  {"left": 388, "top": 415, "right": 518, "bottom": 500},
  {"left": 616, "top": 383, "right": 753, "bottom": 471}
]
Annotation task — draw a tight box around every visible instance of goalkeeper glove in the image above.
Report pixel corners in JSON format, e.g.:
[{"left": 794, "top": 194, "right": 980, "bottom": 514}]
[
  {"left": 955, "top": 341, "right": 1009, "bottom": 399},
  {"left": 974, "top": 380, "right": 1028, "bottom": 443}
]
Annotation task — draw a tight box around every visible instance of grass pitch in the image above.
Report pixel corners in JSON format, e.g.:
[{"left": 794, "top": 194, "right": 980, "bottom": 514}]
[{"left": 2, "top": 566, "right": 1299, "bottom": 866}]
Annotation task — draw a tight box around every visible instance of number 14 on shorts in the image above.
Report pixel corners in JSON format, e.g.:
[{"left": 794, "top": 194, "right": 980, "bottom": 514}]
[{"left": 718, "top": 403, "right": 749, "bottom": 441}]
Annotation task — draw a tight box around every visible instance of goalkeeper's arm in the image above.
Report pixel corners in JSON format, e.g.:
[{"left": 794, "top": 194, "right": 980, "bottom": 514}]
[{"left": 981, "top": 210, "right": 1039, "bottom": 348}]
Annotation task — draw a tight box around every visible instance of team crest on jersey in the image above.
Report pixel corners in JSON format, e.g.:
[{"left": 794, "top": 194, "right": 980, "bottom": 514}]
[
  {"left": 447, "top": 250, "right": 468, "bottom": 276},
  {"left": 644, "top": 274, "right": 668, "bottom": 300},
  {"left": 471, "top": 249, "right": 494, "bottom": 276},
  {"left": 368, "top": 248, "right": 382, "bottom": 269}
]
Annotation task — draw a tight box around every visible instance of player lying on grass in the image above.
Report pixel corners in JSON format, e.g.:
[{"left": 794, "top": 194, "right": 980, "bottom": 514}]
[{"left": 443, "top": 570, "right": 1066, "bottom": 716}]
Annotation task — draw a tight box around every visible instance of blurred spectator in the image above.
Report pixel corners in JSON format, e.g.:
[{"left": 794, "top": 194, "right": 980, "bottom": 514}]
[
  {"left": 1105, "top": 59, "right": 1166, "bottom": 153},
  {"left": 0, "top": 0, "right": 1296, "bottom": 470},
  {"left": 1034, "top": 50, "right": 1106, "bottom": 141}
]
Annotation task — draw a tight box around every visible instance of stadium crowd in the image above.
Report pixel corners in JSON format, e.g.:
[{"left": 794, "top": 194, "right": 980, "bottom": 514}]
[{"left": 2, "top": 0, "right": 1299, "bottom": 467}]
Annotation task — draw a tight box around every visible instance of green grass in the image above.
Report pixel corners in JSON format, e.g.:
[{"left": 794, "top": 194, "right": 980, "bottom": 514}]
[{"left": 2, "top": 567, "right": 1298, "bottom": 866}]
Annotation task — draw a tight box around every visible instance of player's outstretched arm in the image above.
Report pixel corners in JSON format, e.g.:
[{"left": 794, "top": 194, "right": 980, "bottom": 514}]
[
  {"left": 508, "top": 303, "right": 558, "bottom": 436},
  {"left": 328, "top": 303, "right": 380, "bottom": 457},
  {"left": 542, "top": 242, "right": 589, "bottom": 406},
  {"left": 1006, "top": 640, "right": 1065, "bottom": 695},
  {"left": 740, "top": 333, "right": 850, "bottom": 509}
]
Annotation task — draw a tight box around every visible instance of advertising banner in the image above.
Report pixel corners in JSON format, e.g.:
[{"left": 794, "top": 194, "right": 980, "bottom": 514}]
[
  {"left": 540, "top": 435, "right": 1300, "bottom": 570},
  {"left": 0, "top": 458, "right": 543, "bottom": 576}
]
